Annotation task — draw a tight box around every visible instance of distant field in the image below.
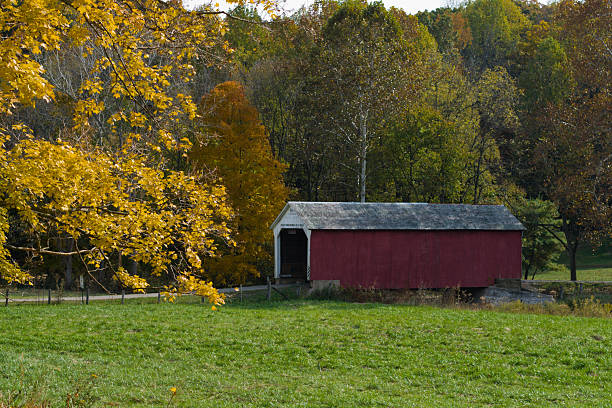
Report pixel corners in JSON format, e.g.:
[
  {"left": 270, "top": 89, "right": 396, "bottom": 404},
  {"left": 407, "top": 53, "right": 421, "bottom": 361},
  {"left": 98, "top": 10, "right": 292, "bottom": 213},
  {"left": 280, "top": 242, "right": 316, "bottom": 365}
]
[
  {"left": 537, "top": 267, "right": 612, "bottom": 281},
  {"left": 0, "top": 299, "right": 610, "bottom": 407},
  {"left": 558, "top": 239, "right": 612, "bottom": 268},
  {"left": 541, "top": 240, "right": 612, "bottom": 281}
]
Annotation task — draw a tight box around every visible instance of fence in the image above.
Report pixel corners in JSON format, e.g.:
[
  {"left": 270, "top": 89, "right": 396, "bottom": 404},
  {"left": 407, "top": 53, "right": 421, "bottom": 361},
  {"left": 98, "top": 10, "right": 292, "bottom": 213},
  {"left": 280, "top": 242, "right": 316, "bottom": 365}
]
[{"left": 2, "top": 280, "right": 305, "bottom": 306}]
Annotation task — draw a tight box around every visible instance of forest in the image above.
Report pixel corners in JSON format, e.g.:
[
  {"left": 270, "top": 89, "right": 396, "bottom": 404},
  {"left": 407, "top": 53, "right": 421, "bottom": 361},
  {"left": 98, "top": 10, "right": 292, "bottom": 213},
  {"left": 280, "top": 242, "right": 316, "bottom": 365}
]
[{"left": 0, "top": 0, "right": 610, "bottom": 298}]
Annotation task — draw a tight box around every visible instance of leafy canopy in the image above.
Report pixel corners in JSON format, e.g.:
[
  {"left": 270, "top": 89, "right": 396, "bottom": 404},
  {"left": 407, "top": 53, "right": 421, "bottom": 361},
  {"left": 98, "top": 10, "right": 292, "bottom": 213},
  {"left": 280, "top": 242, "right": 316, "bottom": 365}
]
[{"left": 0, "top": 0, "right": 279, "bottom": 305}]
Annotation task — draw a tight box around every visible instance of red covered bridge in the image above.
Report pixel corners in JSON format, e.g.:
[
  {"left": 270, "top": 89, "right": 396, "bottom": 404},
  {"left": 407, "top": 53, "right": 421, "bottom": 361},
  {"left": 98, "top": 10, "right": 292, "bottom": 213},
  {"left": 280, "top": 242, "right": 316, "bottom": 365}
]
[{"left": 270, "top": 202, "right": 525, "bottom": 289}]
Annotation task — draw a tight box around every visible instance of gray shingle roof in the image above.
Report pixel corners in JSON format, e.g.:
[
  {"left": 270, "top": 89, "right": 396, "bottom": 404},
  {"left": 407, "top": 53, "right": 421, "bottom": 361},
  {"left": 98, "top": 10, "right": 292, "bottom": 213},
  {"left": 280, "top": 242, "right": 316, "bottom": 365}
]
[{"left": 273, "top": 202, "right": 525, "bottom": 231}]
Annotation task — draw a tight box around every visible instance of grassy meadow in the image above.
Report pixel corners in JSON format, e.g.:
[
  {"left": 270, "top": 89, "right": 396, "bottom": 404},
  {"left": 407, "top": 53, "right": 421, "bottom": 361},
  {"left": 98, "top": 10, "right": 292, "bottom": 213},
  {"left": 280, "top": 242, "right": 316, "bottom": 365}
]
[
  {"left": 537, "top": 267, "right": 612, "bottom": 281},
  {"left": 563, "top": 240, "right": 612, "bottom": 268},
  {"left": 1, "top": 297, "right": 611, "bottom": 407},
  {"left": 539, "top": 240, "right": 612, "bottom": 281}
]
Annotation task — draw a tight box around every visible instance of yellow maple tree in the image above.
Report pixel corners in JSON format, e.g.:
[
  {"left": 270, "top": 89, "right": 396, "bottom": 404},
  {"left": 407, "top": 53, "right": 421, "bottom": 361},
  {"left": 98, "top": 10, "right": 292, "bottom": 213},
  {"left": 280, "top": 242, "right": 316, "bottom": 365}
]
[{"left": 0, "top": 0, "right": 279, "bottom": 305}]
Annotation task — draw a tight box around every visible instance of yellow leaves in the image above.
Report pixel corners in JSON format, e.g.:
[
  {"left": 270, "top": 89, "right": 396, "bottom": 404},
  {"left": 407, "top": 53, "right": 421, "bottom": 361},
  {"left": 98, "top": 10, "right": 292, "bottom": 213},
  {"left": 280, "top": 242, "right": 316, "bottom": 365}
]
[
  {"left": 177, "top": 93, "right": 197, "bottom": 121},
  {"left": 0, "top": 139, "right": 233, "bottom": 303},
  {"left": 113, "top": 267, "right": 149, "bottom": 293},
  {"left": 73, "top": 99, "right": 105, "bottom": 129},
  {"left": 0, "top": 0, "right": 66, "bottom": 114},
  {"left": 0, "top": 266, "right": 33, "bottom": 286},
  {"left": 176, "top": 274, "right": 226, "bottom": 306},
  {"left": 158, "top": 129, "right": 175, "bottom": 150},
  {"left": 129, "top": 112, "right": 147, "bottom": 128},
  {"left": 1, "top": 0, "right": 254, "bottom": 154},
  {"left": 185, "top": 247, "right": 202, "bottom": 269},
  {"left": 0, "top": 0, "right": 289, "bottom": 303},
  {"left": 80, "top": 80, "right": 103, "bottom": 96}
]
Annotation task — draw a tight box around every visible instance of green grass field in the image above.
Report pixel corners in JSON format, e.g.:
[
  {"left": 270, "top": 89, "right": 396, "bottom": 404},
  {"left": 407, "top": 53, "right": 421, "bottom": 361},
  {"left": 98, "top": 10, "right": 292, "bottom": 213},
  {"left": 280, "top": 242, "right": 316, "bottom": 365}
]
[
  {"left": 540, "top": 240, "right": 612, "bottom": 281},
  {"left": 537, "top": 267, "right": 612, "bottom": 281},
  {"left": 559, "top": 240, "right": 612, "bottom": 269},
  {"left": 1, "top": 299, "right": 610, "bottom": 407}
]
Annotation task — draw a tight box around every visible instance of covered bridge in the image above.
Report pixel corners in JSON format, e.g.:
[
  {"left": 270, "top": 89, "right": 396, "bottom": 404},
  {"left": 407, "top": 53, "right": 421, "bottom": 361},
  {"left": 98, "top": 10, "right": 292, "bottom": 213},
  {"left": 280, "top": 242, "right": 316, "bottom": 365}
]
[{"left": 270, "top": 202, "right": 525, "bottom": 289}]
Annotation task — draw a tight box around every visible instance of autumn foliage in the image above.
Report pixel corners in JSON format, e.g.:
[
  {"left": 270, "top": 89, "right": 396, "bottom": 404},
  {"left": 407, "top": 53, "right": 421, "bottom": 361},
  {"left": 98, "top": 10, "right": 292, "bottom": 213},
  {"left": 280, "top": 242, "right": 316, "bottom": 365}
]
[
  {"left": 0, "top": 0, "right": 280, "bottom": 306},
  {"left": 1, "top": 0, "right": 610, "bottom": 287},
  {"left": 191, "top": 82, "right": 289, "bottom": 285}
]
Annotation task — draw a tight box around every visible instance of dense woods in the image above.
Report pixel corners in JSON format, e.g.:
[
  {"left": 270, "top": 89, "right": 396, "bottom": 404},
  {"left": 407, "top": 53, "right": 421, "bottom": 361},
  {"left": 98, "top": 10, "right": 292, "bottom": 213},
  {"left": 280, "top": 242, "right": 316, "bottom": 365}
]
[{"left": 0, "top": 0, "right": 610, "bottom": 291}]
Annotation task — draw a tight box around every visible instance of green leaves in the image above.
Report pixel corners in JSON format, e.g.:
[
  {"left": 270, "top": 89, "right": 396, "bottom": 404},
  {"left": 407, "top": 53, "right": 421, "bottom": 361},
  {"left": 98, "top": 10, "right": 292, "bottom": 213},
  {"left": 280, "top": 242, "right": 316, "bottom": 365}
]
[
  {"left": 513, "top": 198, "right": 566, "bottom": 279},
  {"left": 519, "top": 37, "right": 573, "bottom": 109},
  {"left": 463, "top": 0, "right": 530, "bottom": 72},
  {"left": 375, "top": 107, "right": 468, "bottom": 203}
]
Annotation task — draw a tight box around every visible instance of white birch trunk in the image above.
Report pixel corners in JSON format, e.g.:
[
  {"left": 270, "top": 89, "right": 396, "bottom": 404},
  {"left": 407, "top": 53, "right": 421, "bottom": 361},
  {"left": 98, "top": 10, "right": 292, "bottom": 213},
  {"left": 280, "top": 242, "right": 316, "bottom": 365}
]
[{"left": 359, "top": 113, "right": 367, "bottom": 203}]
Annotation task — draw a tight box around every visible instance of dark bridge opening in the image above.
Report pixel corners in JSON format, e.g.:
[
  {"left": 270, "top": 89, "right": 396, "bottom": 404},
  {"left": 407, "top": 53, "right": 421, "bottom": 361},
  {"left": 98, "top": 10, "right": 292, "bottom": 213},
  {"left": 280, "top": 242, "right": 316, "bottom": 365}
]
[{"left": 280, "top": 229, "right": 307, "bottom": 279}]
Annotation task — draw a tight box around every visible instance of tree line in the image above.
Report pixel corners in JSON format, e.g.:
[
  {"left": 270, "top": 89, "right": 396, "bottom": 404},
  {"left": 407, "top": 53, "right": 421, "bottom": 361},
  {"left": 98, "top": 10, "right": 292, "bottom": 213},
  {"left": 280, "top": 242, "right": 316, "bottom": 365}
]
[
  {"left": 0, "top": 0, "right": 609, "bottom": 294},
  {"left": 224, "top": 0, "right": 610, "bottom": 281}
]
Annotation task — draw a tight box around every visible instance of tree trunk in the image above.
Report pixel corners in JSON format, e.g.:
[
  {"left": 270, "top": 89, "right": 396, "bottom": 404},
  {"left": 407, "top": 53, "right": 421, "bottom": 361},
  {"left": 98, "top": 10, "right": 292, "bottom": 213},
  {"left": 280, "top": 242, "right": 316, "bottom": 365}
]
[
  {"left": 359, "top": 114, "right": 367, "bottom": 203},
  {"left": 129, "top": 259, "right": 138, "bottom": 276},
  {"left": 561, "top": 216, "right": 579, "bottom": 282},
  {"left": 569, "top": 245, "right": 577, "bottom": 281},
  {"left": 360, "top": 151, "right": 367, "bottom": 203},
  {"left": 64, "top": 238, "right": 73, "bottom": 289}
]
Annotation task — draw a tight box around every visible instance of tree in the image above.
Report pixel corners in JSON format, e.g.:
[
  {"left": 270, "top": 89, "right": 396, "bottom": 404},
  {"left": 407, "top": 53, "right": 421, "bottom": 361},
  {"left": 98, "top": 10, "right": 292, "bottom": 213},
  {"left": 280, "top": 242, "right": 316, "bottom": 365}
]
[
  {"left": 190, "top": 81, "right": 289, "bottom": 285},
  {"left": 372, "top": 107, "right": 469, "bottom": 203},
  {"left": 416, "top": 7, "right": 467, "bottom": 57},
  {"left": 462, "top": 0, "right": 530, "bottom": 73},
  {"left": 529, "top": 0, "right": 612, "bottom": 281},
  {"left": 534, "top": 97, "right": 611, "bottom": 281},
  {"left": 308, "top": 1, "right": 436, "bottom": 202},
  {"left": 556, "top": 0, "right": 611, "bottom": 92},
  {"left": 470, "top": 66, "right": 519, "bottom": 203},
  {"left": 513, "top": 198, "right": 565, "bottom": 280},
  {"left": 518, "top": 34, "right": 573, "bottom": 111},
  {"left": 513, "top": 23, "right": 574, "bottom": 198},
  {"left": 0, "top": 0, "right": 279, "bottom": 305},
  {"left": 0, "top": 136, "right": 233, "bottom": 303}
]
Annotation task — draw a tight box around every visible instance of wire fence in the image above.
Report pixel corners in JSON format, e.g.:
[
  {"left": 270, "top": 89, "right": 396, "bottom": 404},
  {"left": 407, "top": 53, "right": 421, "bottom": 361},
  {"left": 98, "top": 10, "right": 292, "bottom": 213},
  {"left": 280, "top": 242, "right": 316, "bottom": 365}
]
[{"left": 2, "top": 279, "right": 305, "bottom": 306}]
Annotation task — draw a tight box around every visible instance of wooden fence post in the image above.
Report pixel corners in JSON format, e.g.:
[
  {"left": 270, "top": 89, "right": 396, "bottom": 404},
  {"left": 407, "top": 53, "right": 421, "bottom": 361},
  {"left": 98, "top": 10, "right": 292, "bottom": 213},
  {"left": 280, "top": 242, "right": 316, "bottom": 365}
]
[
  {"left": 48, "top": 289, "right": 51, "bottom": 305},
  {"left": 157, "top": 292, "right": 161, "bottom": 304},
  {"left": 267, "top": 277, "right": 271, "bottom": 301},
  {"left": 121, "top": 290, "right": 125, "bottom": 305},
  {"left": 240, "top": 284, "right": 243, "bottom": 302},
  {"left": 4, "top": 288, "right": 8, "bottom": 307},
  {"left": 86, "top": 288, "right": 89, "bottom": 305}
]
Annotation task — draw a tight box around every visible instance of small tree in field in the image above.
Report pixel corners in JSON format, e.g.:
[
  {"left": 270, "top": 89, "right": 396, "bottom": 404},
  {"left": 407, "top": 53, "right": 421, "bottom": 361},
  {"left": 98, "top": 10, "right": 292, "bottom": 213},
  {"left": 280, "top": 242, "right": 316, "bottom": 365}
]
[
  {"left": 514, "top": 199, "right": 565, "bottom": 280},
  {"left": 191, "top": 81, "right": 289, "bottom": 285}
]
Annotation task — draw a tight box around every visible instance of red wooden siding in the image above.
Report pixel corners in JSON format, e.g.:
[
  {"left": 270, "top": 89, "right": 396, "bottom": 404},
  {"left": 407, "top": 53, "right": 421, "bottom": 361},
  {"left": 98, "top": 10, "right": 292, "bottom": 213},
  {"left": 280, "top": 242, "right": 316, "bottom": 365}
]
[{"left": 309, "top": 230, "right": 522, "bottom": 288}]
